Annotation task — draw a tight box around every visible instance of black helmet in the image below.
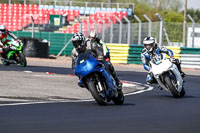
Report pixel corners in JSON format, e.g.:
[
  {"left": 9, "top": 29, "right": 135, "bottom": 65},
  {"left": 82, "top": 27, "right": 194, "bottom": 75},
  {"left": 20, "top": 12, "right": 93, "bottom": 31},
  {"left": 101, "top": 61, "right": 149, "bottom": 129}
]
[{"left": 72, "top": 32, "right": 86, "bottom": 50}]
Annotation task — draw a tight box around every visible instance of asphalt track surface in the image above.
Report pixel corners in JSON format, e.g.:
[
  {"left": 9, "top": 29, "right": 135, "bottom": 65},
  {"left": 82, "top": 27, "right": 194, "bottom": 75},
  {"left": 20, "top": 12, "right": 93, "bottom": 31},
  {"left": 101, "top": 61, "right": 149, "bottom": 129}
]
[{"left": 0, "top": 64, "right": 200, "bottom": 133}]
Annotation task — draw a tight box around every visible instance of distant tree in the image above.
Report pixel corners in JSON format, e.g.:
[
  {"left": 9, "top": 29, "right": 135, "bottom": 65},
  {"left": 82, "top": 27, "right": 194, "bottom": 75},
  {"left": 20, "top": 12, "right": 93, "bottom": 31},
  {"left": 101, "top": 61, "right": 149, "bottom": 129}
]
[
  {"left": 161, "top": 10, "right": 183, "bottom": 22},
  {"left": 186, "top": 9, "right": 200, "bottom": 23},
  {"left": 138, "top": 0, "right": 183, "bottom": 11}
]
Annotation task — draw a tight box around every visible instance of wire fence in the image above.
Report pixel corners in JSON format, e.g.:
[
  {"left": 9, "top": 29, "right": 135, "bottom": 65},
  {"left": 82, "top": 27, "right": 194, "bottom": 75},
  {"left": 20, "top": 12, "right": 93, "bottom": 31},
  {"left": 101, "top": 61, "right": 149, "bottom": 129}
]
[{"left": 2, "top": 0, "right": 200, "bottom": 47}]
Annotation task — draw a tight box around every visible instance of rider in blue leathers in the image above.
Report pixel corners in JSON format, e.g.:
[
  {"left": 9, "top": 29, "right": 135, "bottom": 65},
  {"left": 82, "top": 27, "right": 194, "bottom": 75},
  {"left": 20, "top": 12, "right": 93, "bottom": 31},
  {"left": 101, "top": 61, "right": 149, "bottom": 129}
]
[
  {"left": 71, "top": 32, "right": 122, "bottom": 89},
  {"left": 141, "top": 37, "right": 185, "bottom": 84}
]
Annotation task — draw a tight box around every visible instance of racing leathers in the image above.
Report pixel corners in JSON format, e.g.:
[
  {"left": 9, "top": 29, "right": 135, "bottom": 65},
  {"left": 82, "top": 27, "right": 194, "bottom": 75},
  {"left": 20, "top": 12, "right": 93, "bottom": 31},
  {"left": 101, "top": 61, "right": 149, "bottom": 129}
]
[
  {"left": 87, "top": 37, "right": 110, "bottom": 59},
  {"left": 141, "top": 45, "right": 184, "bottom": 84},
  {"left": 71, "top": 38, "right": 122, "bottom": 88},
  {"left": 0, "top": 30, "right": 20, "bottom": 60}
]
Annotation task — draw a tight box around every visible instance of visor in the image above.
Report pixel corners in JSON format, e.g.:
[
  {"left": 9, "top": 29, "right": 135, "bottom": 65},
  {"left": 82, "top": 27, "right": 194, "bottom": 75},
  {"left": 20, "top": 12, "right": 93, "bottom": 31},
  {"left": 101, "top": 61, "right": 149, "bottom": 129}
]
[
  {"left": 72, "top": 40, "right": 82, "bottom": 48},
  {"left": 0, "top": 30, "right": 5, "bottom": 34},
  {"left": 144, "top": 43, "right": 153, "bottom": 50}
]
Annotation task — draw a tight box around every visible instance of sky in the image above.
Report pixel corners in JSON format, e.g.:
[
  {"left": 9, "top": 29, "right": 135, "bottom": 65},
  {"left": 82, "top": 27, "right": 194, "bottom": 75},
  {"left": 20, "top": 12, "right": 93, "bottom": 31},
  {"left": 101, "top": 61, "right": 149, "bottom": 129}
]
[{"left": 182, "top": 0, "right": 200, "bottom": 9}]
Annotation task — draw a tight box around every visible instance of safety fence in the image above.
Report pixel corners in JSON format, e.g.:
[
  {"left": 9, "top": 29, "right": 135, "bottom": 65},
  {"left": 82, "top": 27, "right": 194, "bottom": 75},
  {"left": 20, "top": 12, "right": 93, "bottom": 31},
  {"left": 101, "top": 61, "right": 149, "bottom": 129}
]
[
  {"left": 10, "top": 31, "right": 200, "bottom": 69},
  {"left": 106, "top": 44, "right": 200, "bottom": 69},
  {"left": 180, "top": 47, "right": 200, "bottom": 69},
  {"left": 106, "top": 44, "right": 143, "bottom": 64},
  {"left": 106, "top": 44, "right": 181, "bottom": 64}
]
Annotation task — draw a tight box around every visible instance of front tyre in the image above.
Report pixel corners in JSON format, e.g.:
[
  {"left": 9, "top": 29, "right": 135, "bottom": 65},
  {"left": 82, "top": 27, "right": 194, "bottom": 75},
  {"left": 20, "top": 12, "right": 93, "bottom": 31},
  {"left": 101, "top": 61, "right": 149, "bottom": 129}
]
[
  {"left": 88, "top": 81, "right": 107, "bottom": 105},
  {"left": 1, "top": 58, "right": 10, "bottom": 66},
  {"left": 112, "top": 90, "right": 124, "bottom": 105},
  {"left": 18, "top": 53, "right": 27, "bottom": 67},
  {"left": 164, "top": 76, "right": 181, "bottom": 98}
]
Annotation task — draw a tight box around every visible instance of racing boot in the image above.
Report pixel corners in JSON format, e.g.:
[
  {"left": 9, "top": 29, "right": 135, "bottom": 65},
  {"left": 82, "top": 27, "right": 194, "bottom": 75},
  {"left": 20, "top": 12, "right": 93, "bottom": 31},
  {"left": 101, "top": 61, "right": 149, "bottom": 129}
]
[
  {"left": 107, "top": 65, "right": 122, "bottom": 90},
  {"left": 113, "top": 75, "right": 122, "bottom": 90},
  {"left": 78, "top": 80, "right": 85, "bottom": 88},
  {"left": 177, "top": 65, "right": 185, "bottom": 78},
  {"left": 1, "top": 58, "right": 10, "bottom": 65},
  {"left": 174, "top": 59, "right": 186, "bottom": 78},
  {"left": 1, "top": 58, "right": 6, "bottom": 64},
  {"left": 146, "top": 73, "right": 157, "bottom": 84},
  {"left": 77, "top": 77, "right": 84, "bottom": 88}
]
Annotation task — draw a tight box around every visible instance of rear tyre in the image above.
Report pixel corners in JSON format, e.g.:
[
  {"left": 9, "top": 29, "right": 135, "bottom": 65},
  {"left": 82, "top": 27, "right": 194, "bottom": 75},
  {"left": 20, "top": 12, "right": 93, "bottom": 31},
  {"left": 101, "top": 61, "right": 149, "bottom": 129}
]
[
  {"left": 164, "top": 76, "right": 181, "bottom": 98},
  {"left": 18, "top": 53, "right": 27, "bottom": 67},
  {"left": 112, "top": 90, "right": 124, "bottom": 105},
  {"left": 180, "top": 87, "right": 185, "bottom": 97},
  {"left": 88, "top": 81, "right": 107, "bottom": 105}
]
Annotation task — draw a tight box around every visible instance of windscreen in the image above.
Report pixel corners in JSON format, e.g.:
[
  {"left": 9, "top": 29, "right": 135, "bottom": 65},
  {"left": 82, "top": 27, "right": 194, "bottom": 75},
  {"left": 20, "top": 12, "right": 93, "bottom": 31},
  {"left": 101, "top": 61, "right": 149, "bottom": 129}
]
[{"left": 75, "top": 52, "right": 91, "bottom": 65}]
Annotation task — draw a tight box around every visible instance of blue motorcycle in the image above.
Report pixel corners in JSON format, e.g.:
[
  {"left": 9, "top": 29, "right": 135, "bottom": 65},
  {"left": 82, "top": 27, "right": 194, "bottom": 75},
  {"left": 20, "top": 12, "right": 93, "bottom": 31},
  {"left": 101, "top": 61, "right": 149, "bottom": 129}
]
[{"left": 75, "top": 52, "right": 124, "bottom": 105}]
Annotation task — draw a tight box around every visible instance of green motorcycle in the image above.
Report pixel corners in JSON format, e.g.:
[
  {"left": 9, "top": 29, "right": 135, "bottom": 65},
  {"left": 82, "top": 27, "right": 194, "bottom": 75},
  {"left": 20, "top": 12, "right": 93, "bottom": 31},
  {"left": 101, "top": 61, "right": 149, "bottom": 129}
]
[{"left": 0, "top": 40, "right": 27, "bottom": 67}]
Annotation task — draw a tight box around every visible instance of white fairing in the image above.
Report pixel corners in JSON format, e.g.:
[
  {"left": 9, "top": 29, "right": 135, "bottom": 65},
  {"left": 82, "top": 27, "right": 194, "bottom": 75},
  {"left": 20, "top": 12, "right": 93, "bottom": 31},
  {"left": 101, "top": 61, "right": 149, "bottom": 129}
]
[
  {"left": 150, "top": 58, "right": 183, "bottom": 92},
  {"left": 151, "top": 59, "right": 172, "bottom": 75}
]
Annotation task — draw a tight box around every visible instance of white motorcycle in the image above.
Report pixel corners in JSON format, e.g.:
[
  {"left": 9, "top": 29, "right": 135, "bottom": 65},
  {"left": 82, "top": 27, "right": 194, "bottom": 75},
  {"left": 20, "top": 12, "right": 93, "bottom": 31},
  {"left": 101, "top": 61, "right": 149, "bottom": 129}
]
[{"left": 150, "top": 55, "right": 185, "bottom": 98}]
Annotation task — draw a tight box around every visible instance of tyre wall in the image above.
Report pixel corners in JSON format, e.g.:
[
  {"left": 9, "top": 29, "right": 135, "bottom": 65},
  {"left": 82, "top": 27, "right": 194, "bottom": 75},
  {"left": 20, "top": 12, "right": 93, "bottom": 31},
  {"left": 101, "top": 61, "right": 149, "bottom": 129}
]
[{"left": 19, "top": 37, "right": 49, "bottom": 58}]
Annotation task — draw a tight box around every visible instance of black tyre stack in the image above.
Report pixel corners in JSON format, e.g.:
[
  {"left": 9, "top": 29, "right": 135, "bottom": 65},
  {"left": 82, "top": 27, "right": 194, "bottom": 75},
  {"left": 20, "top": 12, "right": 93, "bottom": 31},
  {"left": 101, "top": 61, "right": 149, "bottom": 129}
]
[{"left": 19, "top": 37, "right": 49, "bottom": 58}]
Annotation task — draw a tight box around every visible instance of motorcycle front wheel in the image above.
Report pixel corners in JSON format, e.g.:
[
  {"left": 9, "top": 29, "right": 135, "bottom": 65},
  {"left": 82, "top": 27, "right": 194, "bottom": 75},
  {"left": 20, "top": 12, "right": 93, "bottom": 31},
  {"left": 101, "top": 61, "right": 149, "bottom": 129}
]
[
  {"left": 164, "top": 76, "right": 184, "bottom": 98},
  {"left": 1, "top": 58, "right": 10, "bottom": 66},
  {"left": 88, "top": 81, "right": 107, "bottom": 105}
]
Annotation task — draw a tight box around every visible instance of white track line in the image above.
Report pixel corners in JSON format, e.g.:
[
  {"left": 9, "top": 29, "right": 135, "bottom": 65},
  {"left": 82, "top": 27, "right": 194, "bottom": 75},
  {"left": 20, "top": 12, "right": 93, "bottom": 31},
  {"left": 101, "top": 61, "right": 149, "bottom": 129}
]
[{"left": 0, "top": 81, "right": 153, "bottom": 107}]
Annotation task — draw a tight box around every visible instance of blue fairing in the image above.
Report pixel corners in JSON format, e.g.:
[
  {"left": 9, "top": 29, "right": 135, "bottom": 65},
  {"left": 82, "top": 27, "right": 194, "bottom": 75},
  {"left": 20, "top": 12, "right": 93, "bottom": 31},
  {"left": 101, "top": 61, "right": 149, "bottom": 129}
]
[
  {"left": 74, "top": 52, "right": 117, "bottom": 98},
  {"left": 75, "top": 53, "right": 99, "bottom": 77}
]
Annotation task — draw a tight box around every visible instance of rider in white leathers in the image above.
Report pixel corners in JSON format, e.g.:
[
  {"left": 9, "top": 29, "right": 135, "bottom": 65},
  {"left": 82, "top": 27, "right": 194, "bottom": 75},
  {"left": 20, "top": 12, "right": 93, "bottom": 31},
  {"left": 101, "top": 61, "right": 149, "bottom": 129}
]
[{"left": 141, "top": 37, "right": 185, "bottom": 84}]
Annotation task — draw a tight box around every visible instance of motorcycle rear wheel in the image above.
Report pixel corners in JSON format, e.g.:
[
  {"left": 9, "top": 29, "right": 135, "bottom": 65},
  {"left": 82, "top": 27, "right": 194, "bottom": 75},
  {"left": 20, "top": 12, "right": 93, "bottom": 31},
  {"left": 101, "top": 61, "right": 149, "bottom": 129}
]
[
  {"left": 180, "top": 87, "right": 185, "bottom": 97},
  {"left": 112, "top": 90, "right": 124, "bottom": 105},
  {"left": 88, "top": 81, "right": 107, "bottom": 105},
  {"left": 18, "top": 53, "right": 27, "bottom": 67}
]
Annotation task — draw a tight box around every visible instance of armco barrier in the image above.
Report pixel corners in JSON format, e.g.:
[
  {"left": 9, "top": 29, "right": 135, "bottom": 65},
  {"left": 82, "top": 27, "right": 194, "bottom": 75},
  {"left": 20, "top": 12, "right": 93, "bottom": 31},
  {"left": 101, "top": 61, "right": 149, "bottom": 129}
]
[
  {"left": 11, "top": 31, "right": 73, "bottom": 55},
  {"left": 180, "top": 47, "right": 200, "bottom": 69},
  {"left": 106, "top": 44, "right": 143, "bottom": 64},
  {"left": 106, "top": 43, "right": 129, "bottom": 63},
  {"left": 106, "top": 44, "right": 181, "bottom": 64},
  {"left": 166, "top": 46, "right": 180, "bottom": 59},
  {"left": 128, "top": 45, "right": 143, "bottom": 64}
]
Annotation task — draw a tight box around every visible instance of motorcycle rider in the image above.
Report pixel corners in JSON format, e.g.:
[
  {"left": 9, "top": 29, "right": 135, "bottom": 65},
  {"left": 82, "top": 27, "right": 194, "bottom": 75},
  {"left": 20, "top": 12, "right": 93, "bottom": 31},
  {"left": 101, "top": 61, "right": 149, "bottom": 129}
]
[
  {"left": 0, "top": 25, "right": 21, "bottom": 62},
  {"left": 87, "top": 30, "right": 110, "bottom": 60},
  {"left": 71, "top": 32, "right": 122, "bottom": 89},
  {"left": 141, "top": 36, "right": 185, "bottom": 84}
]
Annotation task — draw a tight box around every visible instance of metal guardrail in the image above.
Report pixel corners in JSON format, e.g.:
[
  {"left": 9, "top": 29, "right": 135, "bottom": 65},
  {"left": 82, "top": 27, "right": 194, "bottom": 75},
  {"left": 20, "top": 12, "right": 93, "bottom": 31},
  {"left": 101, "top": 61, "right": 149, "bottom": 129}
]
[
  {"left": 180, "top": 47, "right": 200, "bottom": 69},
  {"left": 180, "top": 54, "right": 200, "bottom": 69},
  {"left": 106, "top": 43, "right": 143, "bottom": 64}
]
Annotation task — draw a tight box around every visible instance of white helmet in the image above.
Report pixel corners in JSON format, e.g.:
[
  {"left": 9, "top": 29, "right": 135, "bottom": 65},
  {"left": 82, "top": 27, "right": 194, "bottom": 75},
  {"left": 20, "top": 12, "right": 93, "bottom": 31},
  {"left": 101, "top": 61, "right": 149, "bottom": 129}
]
[
  {"left": 0, "top": 25, "right": 6, "bottom": 33},
  {"left": 143, "top": 36, "right": 155, "bottom": 52},
  {"left": 89, "top": 30, "right": 97, "bottom": 38},
  {"left": 72, "top": 32, "right": 86, "bottom": 50}
]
